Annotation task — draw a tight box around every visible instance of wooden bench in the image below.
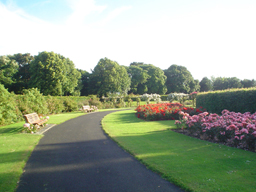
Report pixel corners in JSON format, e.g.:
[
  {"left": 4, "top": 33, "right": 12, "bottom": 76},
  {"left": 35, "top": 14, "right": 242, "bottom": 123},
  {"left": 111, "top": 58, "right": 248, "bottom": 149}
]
[
  {"left": 82, "top": 105, "right": 98, "bottom": 113},
  {"left": 24, "top": 113, "right": 48, "bottom": 126}
]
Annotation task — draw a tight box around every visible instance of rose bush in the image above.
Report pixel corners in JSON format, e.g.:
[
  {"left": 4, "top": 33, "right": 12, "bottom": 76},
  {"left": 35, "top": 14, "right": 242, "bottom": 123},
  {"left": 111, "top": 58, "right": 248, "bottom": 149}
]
[
  {"left": 135, "top": 103, "right": 203, "bottom": 121},
  {"left": 176, "top": 109, "right": 256, "bottom": 151}
]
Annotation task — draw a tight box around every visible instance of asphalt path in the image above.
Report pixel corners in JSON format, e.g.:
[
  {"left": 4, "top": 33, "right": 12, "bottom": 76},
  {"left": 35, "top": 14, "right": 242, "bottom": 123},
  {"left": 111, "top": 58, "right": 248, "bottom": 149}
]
[{"left": 16, "top": 111, "right": 185, "bottom": 192}]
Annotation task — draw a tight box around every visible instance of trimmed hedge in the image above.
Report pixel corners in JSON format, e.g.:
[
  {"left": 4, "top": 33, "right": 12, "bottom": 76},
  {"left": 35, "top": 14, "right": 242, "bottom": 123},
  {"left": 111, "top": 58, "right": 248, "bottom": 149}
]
[{"left": 196, "top": 87, "right": 256, "bottom": 114}]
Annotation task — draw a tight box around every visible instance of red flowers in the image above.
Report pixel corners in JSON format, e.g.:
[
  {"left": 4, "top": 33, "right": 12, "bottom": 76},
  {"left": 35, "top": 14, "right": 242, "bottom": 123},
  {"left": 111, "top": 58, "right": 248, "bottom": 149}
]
[{"left": 135, "top": 103, "right": 203, "bottom": 121}]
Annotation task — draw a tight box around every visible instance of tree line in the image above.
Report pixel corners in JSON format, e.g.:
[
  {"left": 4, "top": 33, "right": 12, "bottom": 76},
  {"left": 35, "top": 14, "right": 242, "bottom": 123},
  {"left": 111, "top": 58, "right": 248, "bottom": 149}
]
[{"left": 1, "top": 51, "right": 255, "bottom": 97}]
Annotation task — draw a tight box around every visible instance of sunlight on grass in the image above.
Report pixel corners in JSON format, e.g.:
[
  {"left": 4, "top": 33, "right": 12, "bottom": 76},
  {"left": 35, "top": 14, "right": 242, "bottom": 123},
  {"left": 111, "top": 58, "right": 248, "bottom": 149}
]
[{"left": 102, "top": 110, "right": 256, "bottom": 192}]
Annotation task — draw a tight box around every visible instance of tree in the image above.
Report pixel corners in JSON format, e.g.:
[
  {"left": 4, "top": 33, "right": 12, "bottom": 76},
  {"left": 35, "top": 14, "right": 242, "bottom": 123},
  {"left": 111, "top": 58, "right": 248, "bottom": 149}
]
[
  {"left": 164, "top": 64, "right": 195, "bottom": 93},
  {"left": 59, "top": 56, "right": 81, "bottom": 95},
  {"left": 89, "top": 58, "right": 131, "bottom": 97},
  {"left": 29, "top": 51, "right": 80, "bottom": 96},
  {"left": 213, "top": 77, "right": 242, "bottom": 90},
  {"left": 241, "top": 79, "right": 256, "bottom": 88},
  {"left": 0, "top": 56, "right": 19, "bottom": 89},
  {"left": 77, "top": 69, "right": 90, "bottom": 96},
  {"left": 127, "top": 65, "right": 149, "bottom": 94},
  {"left": 140, "top": 64, "right": 167, "bottom": 94},
  {"left": 200, "top": 77, "right": 213, "bottom": 92},
  {"left": 228, "top": 77, "right": 242, "bottom": 89},
  {"left": 8, "top": 53, "right": 34, "bottom": 93}
]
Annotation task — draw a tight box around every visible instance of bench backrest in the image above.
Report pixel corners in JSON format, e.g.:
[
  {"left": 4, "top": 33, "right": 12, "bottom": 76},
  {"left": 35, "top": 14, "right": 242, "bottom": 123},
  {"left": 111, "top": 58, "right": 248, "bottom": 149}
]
[{"left": 24, "top": 113, "right": 40, "bottom": 124}]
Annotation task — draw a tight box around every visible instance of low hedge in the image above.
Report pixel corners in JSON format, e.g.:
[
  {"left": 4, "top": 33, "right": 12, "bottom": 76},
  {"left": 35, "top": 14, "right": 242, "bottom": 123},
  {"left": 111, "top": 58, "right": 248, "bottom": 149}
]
[{"left": 196, "top": 87, "right": 256, "bottom": 114}]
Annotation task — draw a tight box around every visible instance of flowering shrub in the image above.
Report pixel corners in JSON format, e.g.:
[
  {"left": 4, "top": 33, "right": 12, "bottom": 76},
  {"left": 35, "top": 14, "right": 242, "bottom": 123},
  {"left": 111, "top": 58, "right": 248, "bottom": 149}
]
[
  {"left": 141, "top": 93, "right": 161, "bottom": 104},
  {"left": 167, "top": 93, "right": 189, "bottom": 104},
  {"left": 135, "top": 103, "right": 203, "bottom": 121},
  {"left": 176, "top": 110, "right": 256, "bottom": 151}
]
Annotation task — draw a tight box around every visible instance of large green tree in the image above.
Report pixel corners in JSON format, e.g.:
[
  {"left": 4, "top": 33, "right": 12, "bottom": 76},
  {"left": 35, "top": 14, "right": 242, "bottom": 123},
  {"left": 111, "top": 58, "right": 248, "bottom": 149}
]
[
  {"left": 29, "top": 51, "right": 81, "bottom": 96},
  {"left": 140, "top": 64, "right": 167, "bottom": 94},
  {"left": 164, "top": 64, "right": 197, "bottom": 93},
  {"left": 200, "top": 77, "right": 213, "bottom": 92},
  {"left": 8, "top": 53, "right": 34, "bottom": 93},
  {"left": 127, "top": 65, "right": 149, "bottom": 94},
  {"left": 0, "top": 56, "right": 19, "bottom": 89},
  {"left": 89, "top": 58, "right": 131, "bottom": 97}
]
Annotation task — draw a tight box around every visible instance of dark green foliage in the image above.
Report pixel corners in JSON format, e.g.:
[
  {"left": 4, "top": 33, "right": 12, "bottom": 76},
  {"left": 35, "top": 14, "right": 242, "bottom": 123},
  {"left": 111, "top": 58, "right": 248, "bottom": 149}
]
[
  {"left": 0, "top": 56, "right": 19, "bottom": 89},
  {"left": 0, "top": 84, "right": 22, "bottom": 125},
  {"left": 127, "top": 65, "right": 150, "bottom": 94},
  {"left": 46, "top": 95, "right": 65, "bottom": 114},
  {"left": 164, "top": 64, "right": 198, "bottom": 93},
  {"left": 17, "top": 88, "right": 49, "bottom": 115},
  {"left": 89, "top": 58, "right": 131, "bottom": 97},
  {"left": 241, "top": 79, "right": 256, "bottom": 88},
  {"left": 213, "top": 77, "right": 242, "bottom": 90},
  {"left": 8, "top": 53, "right": 34, "bottom": 93},
  {"left": 199, "top": 77, "right": 213, "bottom": 92},
  {"left": 196, "top": 88, "right": 256, "bottom": 114},
  {"left": 77, "top": 69, "right": 90, "bottom": 96},
  {"left": 63, "top": 97, "right": 78, "bottom": 112},
  {"left": 29, "top": 51, "right": 81, "bottom": 96},
  {"left": 140, "top": 64, "right": 167, "bottom": 94}
]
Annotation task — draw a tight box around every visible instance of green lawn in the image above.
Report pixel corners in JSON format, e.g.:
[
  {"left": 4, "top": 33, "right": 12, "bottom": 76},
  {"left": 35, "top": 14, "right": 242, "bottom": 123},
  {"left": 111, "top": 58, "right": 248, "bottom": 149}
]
[
  {"left": 0, "top": 111, "right": 86, "bottom": 192},
  {"left": 102, "top": 110, "right": 256, "bottom": 192}
]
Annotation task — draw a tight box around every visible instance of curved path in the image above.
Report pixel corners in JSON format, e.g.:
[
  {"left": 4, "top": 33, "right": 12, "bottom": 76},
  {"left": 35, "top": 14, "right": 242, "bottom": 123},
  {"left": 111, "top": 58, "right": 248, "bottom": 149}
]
[{"left": 17, "top": 111, "right": 185, "bottom": 192}]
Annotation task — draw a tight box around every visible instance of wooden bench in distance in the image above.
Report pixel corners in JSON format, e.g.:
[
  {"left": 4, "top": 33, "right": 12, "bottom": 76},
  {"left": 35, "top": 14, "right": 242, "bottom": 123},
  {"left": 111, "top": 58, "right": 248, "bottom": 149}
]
[
  {"left": 82, "top": 105, "right": 98, "bottom": 113},
  {"left": 24, "top": 113, "right": 48, "bottom": 126}
]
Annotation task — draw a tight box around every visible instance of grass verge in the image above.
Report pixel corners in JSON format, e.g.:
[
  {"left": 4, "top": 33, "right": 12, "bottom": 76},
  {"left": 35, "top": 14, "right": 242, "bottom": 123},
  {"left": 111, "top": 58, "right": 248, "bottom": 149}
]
[
  {"left": 102, "top": 110, "right": 256, "bottom": 192},
  {"left": 0, "top": 111, "right": 86, "bottom": 192}
]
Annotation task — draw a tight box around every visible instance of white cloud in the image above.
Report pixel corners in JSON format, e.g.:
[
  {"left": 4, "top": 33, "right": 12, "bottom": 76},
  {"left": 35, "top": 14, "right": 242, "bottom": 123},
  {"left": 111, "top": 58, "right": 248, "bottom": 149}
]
[
  {"left": 98, "top": 6, "right": 132, "bottom": 26},
  {"left": 65, "top": 0, "right": 106, "bottom": 26}
]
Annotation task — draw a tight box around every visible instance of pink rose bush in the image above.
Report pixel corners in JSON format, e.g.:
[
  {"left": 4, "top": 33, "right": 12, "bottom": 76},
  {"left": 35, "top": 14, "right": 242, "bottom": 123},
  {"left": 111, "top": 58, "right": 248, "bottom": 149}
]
[{"left": 175, "top": 109, "right": 256, "bottom": 151}]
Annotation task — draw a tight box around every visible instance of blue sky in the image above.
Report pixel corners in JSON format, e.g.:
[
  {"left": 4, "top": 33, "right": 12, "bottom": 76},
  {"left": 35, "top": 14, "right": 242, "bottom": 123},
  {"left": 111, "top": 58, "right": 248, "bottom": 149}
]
[{"left": 0, "top": 0, "right": 256, "bottom": 81}]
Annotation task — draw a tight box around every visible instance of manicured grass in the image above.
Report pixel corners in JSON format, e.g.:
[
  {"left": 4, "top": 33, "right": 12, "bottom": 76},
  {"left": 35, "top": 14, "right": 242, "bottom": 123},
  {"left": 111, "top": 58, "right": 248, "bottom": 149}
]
[
  {"left": 102, "top": 110, "right": 256, "bottom": 192},
  {"left": 0, "top": 111, "right": 86, "bottom": 192}
]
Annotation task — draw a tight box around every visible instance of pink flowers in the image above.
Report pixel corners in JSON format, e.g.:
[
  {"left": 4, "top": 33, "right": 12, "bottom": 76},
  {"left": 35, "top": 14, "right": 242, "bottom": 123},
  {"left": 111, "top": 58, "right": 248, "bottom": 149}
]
[
  {"left": 23, "top": 123, "right": 30, "bottom": 128},
  {"left": 176, "top": 109, "right": 256, "bottom": 151}
]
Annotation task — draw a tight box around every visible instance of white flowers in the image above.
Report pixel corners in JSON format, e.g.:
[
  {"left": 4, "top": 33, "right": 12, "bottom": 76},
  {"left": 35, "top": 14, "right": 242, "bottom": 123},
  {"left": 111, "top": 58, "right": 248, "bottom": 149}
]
[
  {"left": 141, "top": 93, "right": 161, "bottom": 103},
  {"left": 167, "top": 93, "right": 189, "bottom": 102}
]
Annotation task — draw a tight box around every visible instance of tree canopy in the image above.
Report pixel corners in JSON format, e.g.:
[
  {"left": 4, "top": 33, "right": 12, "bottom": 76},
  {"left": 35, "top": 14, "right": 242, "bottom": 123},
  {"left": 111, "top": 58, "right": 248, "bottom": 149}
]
[
  {"left": 1, "top": 52, "right": 256, "bottom": 96},
  {"left": 89, "top": 58, "right": 131, "bottom": 97},
  {"left": 29, "top": 51, "right": 81, "bottom": 96},
  {"left": 0, "top": 56, "right": 19, "bottom": 89},
  {"left": 164, "top": 64, "right": 198, "bottom": 93}
]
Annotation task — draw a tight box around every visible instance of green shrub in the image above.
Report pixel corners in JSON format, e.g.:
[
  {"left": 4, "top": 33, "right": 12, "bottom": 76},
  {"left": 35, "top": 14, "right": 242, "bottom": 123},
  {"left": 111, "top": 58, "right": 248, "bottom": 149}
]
[
  {"left": 17, "top": 88, "right": 49, "bottom": 115},
  {"left": 46, "top": 95, "right": 65, "bottom": 114},
  {"left": 196, "top": 87, "right": 256, "bottom": 114},
  {"left": 89, "top": 97, "right": 102, "bottom": 109},
  {"left": 0, "top": 84, "right": 22, "bottom": 125},
  {"left": 63, "top": 97, "right": 78, "bottom": 112}
]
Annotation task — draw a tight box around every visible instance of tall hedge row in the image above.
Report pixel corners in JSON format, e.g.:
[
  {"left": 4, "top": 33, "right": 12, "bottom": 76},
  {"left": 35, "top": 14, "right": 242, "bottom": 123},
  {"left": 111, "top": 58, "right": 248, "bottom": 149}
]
[{"left": 196, "top": 88, "right": 256, "bottom": 114}]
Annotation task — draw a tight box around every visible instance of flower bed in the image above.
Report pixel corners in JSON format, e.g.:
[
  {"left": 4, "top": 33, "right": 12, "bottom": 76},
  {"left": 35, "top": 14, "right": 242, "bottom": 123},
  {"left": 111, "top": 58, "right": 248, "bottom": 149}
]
[
  {"left": 135, "top": 103, "right": 203, "bottom": 121},
  {"left": 175, "top": 110, "right": 256, "bottom": 152}
]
